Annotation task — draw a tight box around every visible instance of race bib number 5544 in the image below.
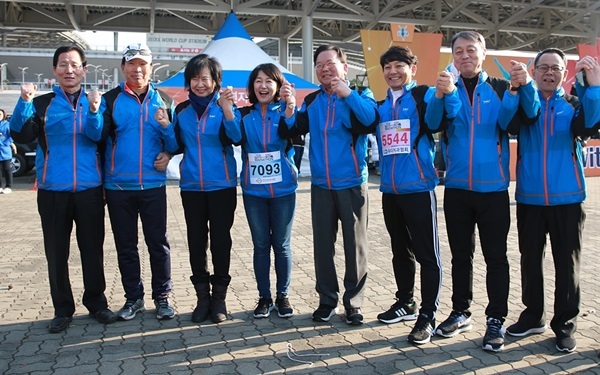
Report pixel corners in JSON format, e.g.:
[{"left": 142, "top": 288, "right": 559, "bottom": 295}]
[{"left": 380, "top": 119, "right": 411, "bottom": 156}]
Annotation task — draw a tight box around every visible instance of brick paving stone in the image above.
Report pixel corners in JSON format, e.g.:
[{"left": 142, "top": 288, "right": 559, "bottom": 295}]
[{"left": 2, "top": 175, "right": 600, "bottom": 374}]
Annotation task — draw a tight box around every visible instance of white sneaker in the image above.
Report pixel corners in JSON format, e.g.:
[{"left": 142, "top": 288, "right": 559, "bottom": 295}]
[
  {"left": 2, "top": 187, "right": 12, "bottom": 194},
  {"left": 0, "top": 188, "right": 3, "bottom": 194}
]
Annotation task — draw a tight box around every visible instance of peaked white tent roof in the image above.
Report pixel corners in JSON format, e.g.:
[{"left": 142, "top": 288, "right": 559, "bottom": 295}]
[{"left": 157, "top": 12, "right": 317, "bottom": 92}]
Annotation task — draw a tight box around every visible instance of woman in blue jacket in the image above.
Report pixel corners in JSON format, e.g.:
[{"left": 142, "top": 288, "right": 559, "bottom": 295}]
[
  {"left": 174, "top": 54, "right": 242, "bottom": 324},
  {"left": 0, "top": 109, "right": 15, "bottom": 194},
  {"left": 240, "top": 63, "right": 298, "bottom": 319}
]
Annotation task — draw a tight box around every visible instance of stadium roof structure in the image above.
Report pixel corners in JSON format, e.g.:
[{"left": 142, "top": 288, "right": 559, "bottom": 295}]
[{"left": 0, "top": 0, "right": 597, "bottom": 58}]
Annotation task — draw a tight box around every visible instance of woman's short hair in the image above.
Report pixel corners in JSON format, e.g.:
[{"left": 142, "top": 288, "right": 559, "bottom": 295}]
[{"left": 184, "top": 54, "right": 223, "bottom": 92}]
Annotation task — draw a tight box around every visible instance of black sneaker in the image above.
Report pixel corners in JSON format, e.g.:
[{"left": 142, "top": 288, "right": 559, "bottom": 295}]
[
  {"left": 89, "top": 308, "right": 117, "bottom": 324},
  {"left": 49, "top": 316, "right": 72, "bottom": 333},
  {"left": 345, "top": 308, "right": 364, "bottom": 325},
  {"left": 275, "top": 296, "right": 294, "bottom": 318},
  {"left": 506, "top": 320, "right": 547, "bottom": 337},
  {"left": 253, "top": 297, "right": 274, "bottom": 318},
  {"left": 482, "top": 317, "right": 506, "bottom": 352},
  {"left": 556, "top": 336, "right": 577, "bottom": 353},
  {"left": 435, "top": 310, "right": 472, "bottom": 337},
  {"left": 408, "top": 313, "right": 435, "bottom": 345},
  {"left": 377, "top": 299, "right": 418, "bottom": 324},
  {"left": 312, "top": 304, "right": 338, "bottom": 322}
]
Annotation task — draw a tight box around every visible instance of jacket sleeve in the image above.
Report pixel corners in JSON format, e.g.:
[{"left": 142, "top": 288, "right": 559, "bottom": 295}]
[
  {"left": 98, "top": 95, "right": 114, "bottom": 142},
  {"left": 9, "top": 98, "right": 38, "bottom": 143},
  {"left": 500, "top": 81, "right": 540, "bottom": 134},
  {"left": 223, "top": 107, "right": 242, "bottom": 145},
  {"left": 0, "top": 121, "right": 13, "bottom": 146},
  {"left": 572, "top": 85, "right": 600, "bottom": 137},
  {"left": 424, "top": 87, "right": 460, "bottom": 132},
  {"left": 579, "top": 85, "right": 600, "bottom": 131},
  {"left": 346, "top": 88, "right": 379, "bottom": 133},
  {"left": 86, "top": 108, "right": 104, "bottom": 142},
  {"left": 280, "top": 100, "right": 309, "bottom": 138},
  {"left": 159, "top": 101, "right": 178, "bottom": 153},
  {"left": 518, "top": 80, "right": 541, "bottom": 119}
]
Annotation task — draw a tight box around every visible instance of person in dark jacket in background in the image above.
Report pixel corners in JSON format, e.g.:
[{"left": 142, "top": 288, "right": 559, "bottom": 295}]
[
  {"left": 10, "top": 46, "right": 116, "bottom": 333},
  {"left": 173, "top": 54, "right": 241, "bottom": 324},
  {"left": 291, "top": 134, "right": 305, "bottom": 174},
  {"left": 506, "top": 49, "right": 600, "bottom": 353},
  {"left": 280, "top": 44, "right": 379, "bottom": 326}
]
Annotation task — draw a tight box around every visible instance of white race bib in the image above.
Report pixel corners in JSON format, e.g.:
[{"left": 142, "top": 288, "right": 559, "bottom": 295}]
[
  {"left": 248, "top": 151, "right": 282, "bottom": 184},
  {"left": 380, "top": 119, "right": 411, "bottom": 156}
]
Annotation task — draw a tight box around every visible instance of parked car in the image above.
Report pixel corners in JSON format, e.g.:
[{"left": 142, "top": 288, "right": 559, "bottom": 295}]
[{"left": 11, "top": 141, "right": 37, "bottom": 177}]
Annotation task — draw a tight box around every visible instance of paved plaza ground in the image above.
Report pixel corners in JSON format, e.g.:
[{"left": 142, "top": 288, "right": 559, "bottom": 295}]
[{"left": 2, "top": 171, "right": 600, "bottom": 374}]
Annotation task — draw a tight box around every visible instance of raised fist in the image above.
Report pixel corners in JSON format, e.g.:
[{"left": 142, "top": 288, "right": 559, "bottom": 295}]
[
  {"left": 155, "top": 107, "right": 170, "bottom": 128},
  {"left": 20, "top": 83, "right": 37, "bottom": 102},
  {"left": 88, "top": 89, "right": 101, "bottom": 113}
]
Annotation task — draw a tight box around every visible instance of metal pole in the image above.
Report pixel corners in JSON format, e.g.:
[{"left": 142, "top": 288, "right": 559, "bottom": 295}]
[{"left": 0, "top": 63, "right": 7, "bottom": 92}]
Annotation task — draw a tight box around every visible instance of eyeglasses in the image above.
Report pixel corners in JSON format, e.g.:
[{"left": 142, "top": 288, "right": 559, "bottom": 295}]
[
  {"left": 535, "top": 65, "right": 565, "bottom": 73},
  {"left": 315, "top": 61, "right": 339, "bottom": 71},
  {"left": 123, "top": 49, "right": 152, "bottom": 58},
  {"left": 56, "top": 63, "right": 83, "bottom": 71}
]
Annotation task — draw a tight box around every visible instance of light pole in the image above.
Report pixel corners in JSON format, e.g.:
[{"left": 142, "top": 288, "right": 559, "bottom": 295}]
[
  {"left": 0, "top": 63, "right": 7, "bottom": 92},
  {"left": 18, "top": 67, "right": 28, "bottom": 85},
  {"left": 88, "top": 64, "right": 101, "bottom": 88},
  {"left": 99, "top": 69, "right": 108, "bottom": 90},
  {"left": 152, "top": 64, "right": 170, "bottom": 82},
  {"left": 35, "top": 73, "right": 43, "bottom": 87}
]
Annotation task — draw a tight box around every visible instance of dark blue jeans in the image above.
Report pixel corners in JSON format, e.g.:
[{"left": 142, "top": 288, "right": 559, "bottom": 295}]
[
  {"left": 105, "top": 187, "right": 172, "bottom": 301},
  {"left": 243, "top": 192, "right": 296, "bottom": 298}
]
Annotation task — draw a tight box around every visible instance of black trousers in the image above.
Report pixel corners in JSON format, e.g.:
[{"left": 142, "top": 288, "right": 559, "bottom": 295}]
[
  {"left": 516, "top": 202, "right": 584, "bottom": 338},
  {"left": 0, "top": 159, "right": 12, "bottom": 188},
  {"left": 443, "top": 188, "right": 510, "bottom": 319},
  {"left": 181, "top": 188, "right": 237, "bottom": 286},
  {"left": 106, "top": 187, "right": 172, "bottom": 301},
  {"left": 382, "top": 190, "right": 442, "bottom": 317},
  {"left": 38, "top": 187, "right": 107, "bottom": 317}
]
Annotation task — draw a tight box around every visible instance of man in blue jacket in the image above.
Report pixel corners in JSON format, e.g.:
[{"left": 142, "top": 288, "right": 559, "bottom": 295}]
[
  {"left": 506, "top": 49, "right": 600, "bottom": 353},
  {"left": 94, "top": 43, "right": 178, "bottom": 321},
  {"left": 427, "top": 31, "right": 540, "bottom": 352},
  {"left": 375, "top": 46, "right": 459, "bottom": 344},
  {"left": 10, "top": 46, "right": 116, "bottom": 333},
  {"left": 281, "top": 44, "right": 379, "bottom": 325}
]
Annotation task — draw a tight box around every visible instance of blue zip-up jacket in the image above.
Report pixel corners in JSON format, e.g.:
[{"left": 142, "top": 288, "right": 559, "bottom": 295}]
[
  {"left": 10, "top": 86, "right": 103, "bottom": 192},
  {"left": 426, "top": 70, "right": 540, "bottom": 192},
  {"left": 240, "top": 101, "right": 298, "bottom": 198},
  {"left": 174, "top": 94, "right": 242, "bottom": 192},
  {"left": 96, "top": 82, "right": 178, "bottom": 191},
  {"left": 377, "top": 82, "right": 460, "bottom": 194},
  {"left": 281, "top": 86, "right": 379, "bottom": 190},
  {"left": 0, "top": 120, "right": 13, "bottom": 161},
  {"left": 514, "top": 85, "right": 600, "bottom": 206}
]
